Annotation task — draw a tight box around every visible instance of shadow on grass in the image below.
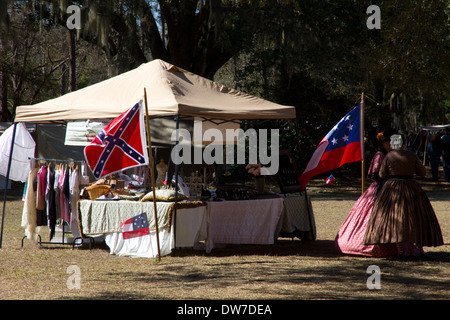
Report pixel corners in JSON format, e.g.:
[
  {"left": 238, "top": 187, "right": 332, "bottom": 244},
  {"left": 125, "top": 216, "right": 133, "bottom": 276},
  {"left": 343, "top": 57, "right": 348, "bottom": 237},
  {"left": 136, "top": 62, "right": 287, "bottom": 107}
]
[
  {"left": 169, "top": 239, "right": 337, "bottom": 258},
  {"left": 61, "top": 245, "right": 450, "bottom": 300},
  {"left": 172, "top": 239, "right": 450, "bottom": 262}
]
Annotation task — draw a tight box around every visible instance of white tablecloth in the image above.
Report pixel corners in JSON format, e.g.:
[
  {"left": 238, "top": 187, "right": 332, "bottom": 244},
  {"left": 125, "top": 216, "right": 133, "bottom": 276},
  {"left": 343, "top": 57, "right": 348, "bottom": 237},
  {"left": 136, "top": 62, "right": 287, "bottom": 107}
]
[
  {"left": 206, "top": 198, "right": 285, "bottom": 253},
  {"left": 104, "top": 206, "right": 208, "bottom": 258},
  {"left": 79, "top": 198, "right": 288, "bottom": 257},
  {"left": 78, "top": 200, "right": 174, "bottom": 235},
  {"left": 275, "top": 194, "right": 316, "bottom": 240},
  {"left": 78, "top": 200, "right": 207, "bottom": 258},
  {"left": 105, "top": 228, "right": 173, "bottom": 258},
  {"left": 174, "top": 206, "right": 208, "bottom": 248}
]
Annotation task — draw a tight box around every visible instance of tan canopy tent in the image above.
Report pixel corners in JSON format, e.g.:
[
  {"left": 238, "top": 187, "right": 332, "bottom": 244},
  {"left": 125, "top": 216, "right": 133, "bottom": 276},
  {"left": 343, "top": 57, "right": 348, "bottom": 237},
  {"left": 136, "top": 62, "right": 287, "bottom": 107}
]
[
  {"left": 2, "top": 59, "right": 298, "bottom": 249},
  {"left": 14, "top": 59, "right": 296, "bottom": 123}
]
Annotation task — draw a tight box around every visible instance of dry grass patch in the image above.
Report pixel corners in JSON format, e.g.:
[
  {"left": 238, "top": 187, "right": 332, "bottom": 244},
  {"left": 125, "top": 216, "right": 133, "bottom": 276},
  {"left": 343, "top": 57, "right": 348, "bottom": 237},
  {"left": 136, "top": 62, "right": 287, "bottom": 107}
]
[{"left": 0, "top": 178, "right": 448, "bottom": 300}]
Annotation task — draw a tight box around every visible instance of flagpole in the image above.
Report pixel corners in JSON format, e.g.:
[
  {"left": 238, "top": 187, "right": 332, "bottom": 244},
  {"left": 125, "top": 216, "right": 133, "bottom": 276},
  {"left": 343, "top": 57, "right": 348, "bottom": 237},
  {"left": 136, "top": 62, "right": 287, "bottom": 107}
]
[
  {"left": 143, "top": 88, "right": 161, "bottom": 262},
  {"left": 361, "top": 92, "right": 365, "bottom": 195}
]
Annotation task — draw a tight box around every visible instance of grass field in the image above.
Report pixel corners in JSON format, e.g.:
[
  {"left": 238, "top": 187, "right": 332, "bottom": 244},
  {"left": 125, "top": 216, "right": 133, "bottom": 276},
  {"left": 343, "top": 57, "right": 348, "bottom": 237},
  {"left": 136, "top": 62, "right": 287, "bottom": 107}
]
[{"left": 0, "top": 175, "right": 448, "bottom": 301}]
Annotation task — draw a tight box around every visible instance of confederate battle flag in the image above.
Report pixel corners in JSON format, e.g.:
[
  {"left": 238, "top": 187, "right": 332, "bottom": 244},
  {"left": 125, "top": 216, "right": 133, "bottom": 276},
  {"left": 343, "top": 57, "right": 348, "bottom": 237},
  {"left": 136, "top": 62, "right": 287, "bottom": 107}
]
[{"left": 84, "top": 101, "right": 149, "bottom": 179}]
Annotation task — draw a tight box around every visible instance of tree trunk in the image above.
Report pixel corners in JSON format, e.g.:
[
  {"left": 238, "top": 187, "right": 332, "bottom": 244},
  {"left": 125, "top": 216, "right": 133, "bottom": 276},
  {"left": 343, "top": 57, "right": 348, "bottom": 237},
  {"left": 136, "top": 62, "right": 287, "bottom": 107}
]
[
  {"left": 69, "top": 30, "right": 76, "bottom": 92},
  {"left": 0, "top": 34, "right": 10, "bottom": 121},
  {"left": 60, "top": 63, "right": 67, "bottom": 96},
  {"left": 0, "top": 71, "right": 8, "bottom": 121}
]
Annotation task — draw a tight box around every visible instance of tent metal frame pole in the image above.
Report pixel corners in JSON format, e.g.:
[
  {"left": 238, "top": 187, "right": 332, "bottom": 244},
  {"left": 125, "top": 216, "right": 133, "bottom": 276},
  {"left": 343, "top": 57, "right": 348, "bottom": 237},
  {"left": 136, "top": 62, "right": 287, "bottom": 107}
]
[{"left": 0, "top": 122, "right": 18, "bottom": 249}]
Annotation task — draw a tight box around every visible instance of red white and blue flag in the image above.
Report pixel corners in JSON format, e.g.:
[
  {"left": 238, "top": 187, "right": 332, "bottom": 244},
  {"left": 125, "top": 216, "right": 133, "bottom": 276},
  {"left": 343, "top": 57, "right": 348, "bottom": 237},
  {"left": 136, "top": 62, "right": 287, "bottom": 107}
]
[
  {"left": 299, "top": 104, "right": 362, "bottom": 190},
  {"left": 120, "top": 212, "right": 150, "bottom": 240},
  {"left": 325, "top": 174, "right": 335, "bottom": 185},
  {"left": 84, "top": 101, "right": 149, "bottom": 179}
]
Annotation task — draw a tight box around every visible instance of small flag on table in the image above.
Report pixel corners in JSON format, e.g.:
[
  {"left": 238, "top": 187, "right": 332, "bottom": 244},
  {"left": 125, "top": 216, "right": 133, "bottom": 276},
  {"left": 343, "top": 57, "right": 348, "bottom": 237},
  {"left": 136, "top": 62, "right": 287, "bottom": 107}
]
[
  {"left": 325, "top": 174, "right": 335, "bottom": 185},
  {"left": 120, "top": 212, "right": 150, "bottom": 239}
]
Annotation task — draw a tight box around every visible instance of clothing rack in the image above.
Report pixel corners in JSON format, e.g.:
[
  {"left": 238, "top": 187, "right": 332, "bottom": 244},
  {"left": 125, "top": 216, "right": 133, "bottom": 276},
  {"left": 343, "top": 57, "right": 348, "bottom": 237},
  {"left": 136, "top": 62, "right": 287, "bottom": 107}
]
[
  {"left": 29, "top": 157, "right": 86, "bottom": 172},
  {"left": 31, "top": 157, "right": 82, "bottom": 162},
  {"left": 21, "top": 228, "right": 93, "bottom": 250},
  {"left": 21, "top": 157, "right": 94, "bottom": 249},
  {"left": 30, "top": 157, "right": 85, "bottom": 169}
]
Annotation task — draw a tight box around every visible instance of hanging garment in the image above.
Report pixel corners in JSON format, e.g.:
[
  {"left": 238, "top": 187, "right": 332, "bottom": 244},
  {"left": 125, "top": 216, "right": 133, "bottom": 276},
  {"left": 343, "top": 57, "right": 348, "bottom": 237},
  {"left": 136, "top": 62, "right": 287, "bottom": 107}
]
[
  {"left": 21, "top": 167, "right": 39, "bottom": 242},
  {"left": 62, "top": 167, "right": 71, "bottom": 223},
  {"left": 54, "top": 167, "right": 61, "bottom": 220},
  {"left": 139, "top": 166, "right": 150, "bottom": 185},
  {"left": 36, "top": 166, "right": 48, "bottom": 227},
  {"left": 36, "top": 165, "right": 47, "bottom": 210},
  {"left": 46, "top": 166, "right": 57, "bottom": 240},
  {"left": 69, "top": 168, "right": 81, "bottom": 238},
  {"left": 59, "top": 166, "right": 69, "bottom": 222}
]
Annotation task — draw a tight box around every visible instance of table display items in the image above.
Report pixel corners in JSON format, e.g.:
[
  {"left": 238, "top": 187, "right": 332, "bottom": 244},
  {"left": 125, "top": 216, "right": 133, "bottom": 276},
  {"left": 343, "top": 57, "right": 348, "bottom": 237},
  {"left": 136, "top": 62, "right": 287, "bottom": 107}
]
[
  {"left": 155, "top": 159, "right": 168, "bottom": 187},
  {"left": 214, "top": 185, "right": 258, "bottom": 201}
]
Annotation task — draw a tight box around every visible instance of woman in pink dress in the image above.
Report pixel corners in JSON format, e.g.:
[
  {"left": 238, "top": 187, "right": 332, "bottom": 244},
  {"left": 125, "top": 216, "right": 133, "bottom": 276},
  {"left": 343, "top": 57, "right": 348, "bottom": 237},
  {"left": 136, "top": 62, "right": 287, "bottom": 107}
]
[{"left": 335, "top": 130, "right": 398, "bottom": 257}]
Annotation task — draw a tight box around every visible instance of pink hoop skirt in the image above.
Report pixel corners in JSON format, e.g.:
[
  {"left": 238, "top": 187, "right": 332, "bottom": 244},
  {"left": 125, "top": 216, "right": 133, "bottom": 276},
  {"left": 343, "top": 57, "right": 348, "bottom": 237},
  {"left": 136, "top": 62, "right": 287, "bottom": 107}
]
[{"left": 335, "top": 180, "right": 398, "bottom": 257}]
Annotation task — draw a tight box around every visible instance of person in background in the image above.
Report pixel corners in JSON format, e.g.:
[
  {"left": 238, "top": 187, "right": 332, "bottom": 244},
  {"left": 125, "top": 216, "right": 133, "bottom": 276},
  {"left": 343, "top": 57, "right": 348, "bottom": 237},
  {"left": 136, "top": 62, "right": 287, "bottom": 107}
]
[
  {"left": 427, "top": 132, "right": 443, "bottom": 181},
  {"left": 441, "top": 127, "right": 450, "bottom": 181},
  {"left": 364, "top": 133, "right": 444, "bottom": 257}
]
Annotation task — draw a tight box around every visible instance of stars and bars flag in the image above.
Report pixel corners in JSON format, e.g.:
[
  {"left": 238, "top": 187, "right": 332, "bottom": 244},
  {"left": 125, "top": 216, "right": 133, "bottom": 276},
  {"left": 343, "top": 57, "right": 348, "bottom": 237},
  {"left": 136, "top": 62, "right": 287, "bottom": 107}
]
[
  {"left": 325, "top": 174, "right": 335, "bottom": 185},
  {"left": 84, "top": 101, "right": 149, "bottom": 179},
  {"left": 298, "top": 104, "right": 362, "bottom": 190},
  {"left": 119, "top": 212, "right": 150, "bottom": 239}
]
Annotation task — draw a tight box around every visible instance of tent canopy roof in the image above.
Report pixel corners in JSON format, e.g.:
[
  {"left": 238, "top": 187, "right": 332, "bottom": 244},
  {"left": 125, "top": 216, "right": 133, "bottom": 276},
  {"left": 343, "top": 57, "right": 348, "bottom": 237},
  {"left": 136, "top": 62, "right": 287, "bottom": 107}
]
[{"left": 15, "top": 59, "right": 296, "bottom": 123}]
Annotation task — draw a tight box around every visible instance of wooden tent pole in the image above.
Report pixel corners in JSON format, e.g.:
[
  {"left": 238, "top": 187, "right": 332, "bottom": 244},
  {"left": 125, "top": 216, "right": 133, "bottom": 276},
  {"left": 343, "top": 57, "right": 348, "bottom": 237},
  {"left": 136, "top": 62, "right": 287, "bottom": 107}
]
[
  {"left": 423, "top": 132, "right": 428, "bottom": 166},
  {"left": 143, "top": 88, "right": 161, "bottom": 261},
  {"left": 361, "top": 92, "right": 365, "bottom": 195}
]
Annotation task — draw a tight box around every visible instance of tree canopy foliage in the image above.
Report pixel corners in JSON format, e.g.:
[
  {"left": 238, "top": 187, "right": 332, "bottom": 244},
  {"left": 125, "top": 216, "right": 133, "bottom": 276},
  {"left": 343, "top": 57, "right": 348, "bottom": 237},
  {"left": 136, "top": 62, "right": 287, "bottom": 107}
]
[
  {"left": 215, "top": 0, "right": 449, "bottom": 158},
  {"left": 1, "top": 0, "right": 449, "bottom": 165}
]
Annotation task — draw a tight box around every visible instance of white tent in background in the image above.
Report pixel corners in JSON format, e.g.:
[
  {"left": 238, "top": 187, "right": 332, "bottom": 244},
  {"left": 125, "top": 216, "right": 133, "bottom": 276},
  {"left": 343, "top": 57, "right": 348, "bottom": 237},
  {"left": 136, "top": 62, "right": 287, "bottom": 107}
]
[
  {"left": 418, "top": 124, "right": 450, "bottom": 165},
  {"left": 0, "top": 123, "right": 35, "bottom": 183},
  {"left": 0, "top": 123, "right": 36, "bottom": 248},
  {"left": 419, "top": 124, "right": 450, "bottom": 131}
]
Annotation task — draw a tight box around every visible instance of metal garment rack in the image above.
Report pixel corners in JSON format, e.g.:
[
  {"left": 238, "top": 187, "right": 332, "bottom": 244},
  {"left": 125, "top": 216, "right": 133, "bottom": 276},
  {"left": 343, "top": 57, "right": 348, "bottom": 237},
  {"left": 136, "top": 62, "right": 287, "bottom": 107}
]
[
  {"left": 21, "top": 229, "right": 93, "bottom": 250},
  {"left": 21, "top": 157, "right": 94, "bottom": 250}
]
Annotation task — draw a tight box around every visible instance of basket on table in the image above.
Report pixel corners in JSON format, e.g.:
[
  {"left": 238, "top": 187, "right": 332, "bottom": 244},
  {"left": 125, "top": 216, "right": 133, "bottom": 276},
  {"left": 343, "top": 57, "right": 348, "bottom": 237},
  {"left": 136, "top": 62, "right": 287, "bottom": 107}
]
[
  {"left": 85, "top": 184, "right": 111, "bottom": 200},
  {"left": 111, "top": 189, "right": 141, "bottom": 201}
]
